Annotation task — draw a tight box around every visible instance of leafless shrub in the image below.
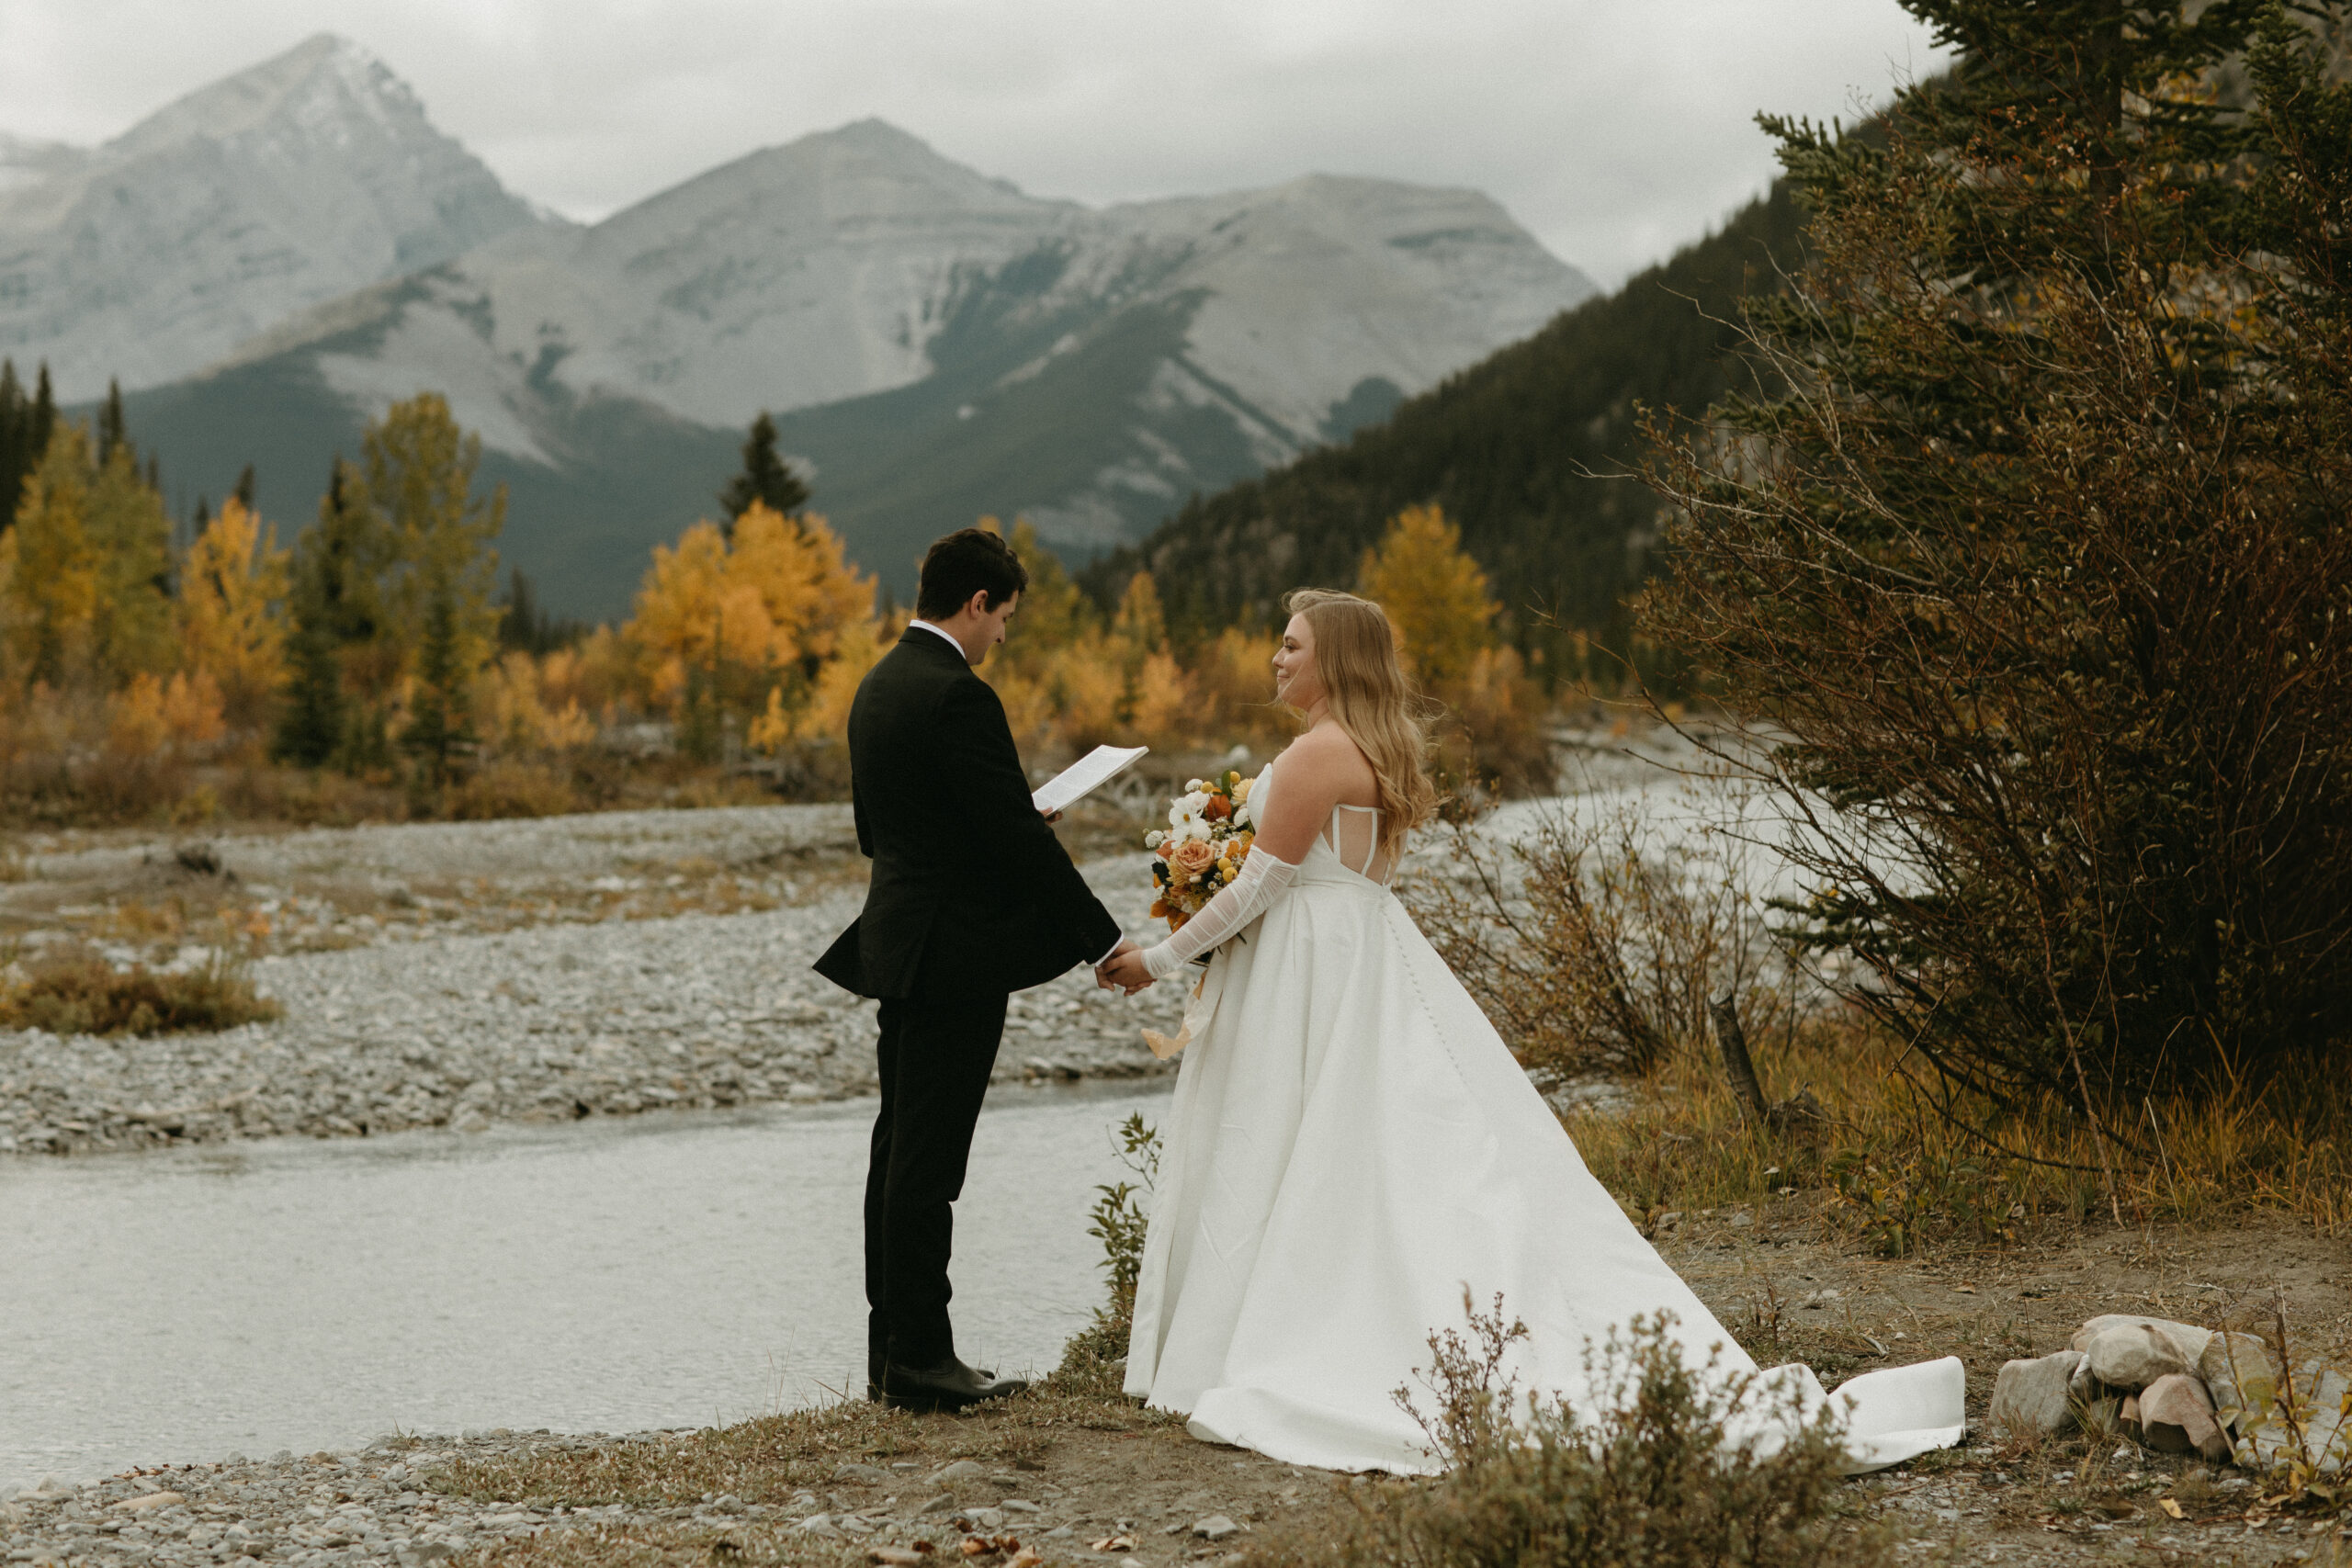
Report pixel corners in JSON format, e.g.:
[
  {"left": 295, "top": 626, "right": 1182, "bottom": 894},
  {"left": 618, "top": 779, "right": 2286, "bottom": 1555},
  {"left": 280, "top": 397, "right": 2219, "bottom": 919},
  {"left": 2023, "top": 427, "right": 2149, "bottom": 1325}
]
[{"left": 1404, "top": 794, "right": 1795, "bottom": 1079}]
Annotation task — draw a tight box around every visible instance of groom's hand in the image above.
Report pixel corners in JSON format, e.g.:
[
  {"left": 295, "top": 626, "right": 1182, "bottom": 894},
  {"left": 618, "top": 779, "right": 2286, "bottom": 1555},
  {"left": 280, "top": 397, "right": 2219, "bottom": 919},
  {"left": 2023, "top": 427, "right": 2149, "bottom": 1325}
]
[
  {"left": 1098, "top": 944, "right": 1153, "bottom": 995},
  {"left": 1094, "top": 938, "right": 1139, "bottom": 992}
]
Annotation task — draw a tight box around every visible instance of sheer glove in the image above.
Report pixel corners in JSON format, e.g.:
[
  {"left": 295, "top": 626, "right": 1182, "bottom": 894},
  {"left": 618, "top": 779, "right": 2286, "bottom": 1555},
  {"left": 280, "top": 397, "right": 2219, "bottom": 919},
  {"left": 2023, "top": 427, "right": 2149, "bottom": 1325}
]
[{"left": 1143, "top": 844, "right": 1300, "bottom": 980}]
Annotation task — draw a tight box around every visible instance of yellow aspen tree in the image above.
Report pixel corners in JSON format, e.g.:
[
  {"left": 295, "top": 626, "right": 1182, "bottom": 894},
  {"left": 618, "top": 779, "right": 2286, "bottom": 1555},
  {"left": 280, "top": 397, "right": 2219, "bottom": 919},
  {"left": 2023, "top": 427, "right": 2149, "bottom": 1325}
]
[
  {"left": 1357, "top": 503, "right": 1496, "bottom": 689},
  {"left": 0, "top": 424, "right": 101, "bottom": 682},
  {"left": 179, "top": 497, "right": 291, "bottom": 731},
  {"left": 726, "top": 504, "right": 874, "bottom": 675}
]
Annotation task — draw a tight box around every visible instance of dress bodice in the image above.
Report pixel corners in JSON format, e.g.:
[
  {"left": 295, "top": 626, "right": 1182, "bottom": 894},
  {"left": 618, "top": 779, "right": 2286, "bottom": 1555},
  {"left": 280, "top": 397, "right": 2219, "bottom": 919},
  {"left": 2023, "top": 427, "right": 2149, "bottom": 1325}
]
[{"left": 1250, "top": 761, "right": 1394, "bottom": 887}]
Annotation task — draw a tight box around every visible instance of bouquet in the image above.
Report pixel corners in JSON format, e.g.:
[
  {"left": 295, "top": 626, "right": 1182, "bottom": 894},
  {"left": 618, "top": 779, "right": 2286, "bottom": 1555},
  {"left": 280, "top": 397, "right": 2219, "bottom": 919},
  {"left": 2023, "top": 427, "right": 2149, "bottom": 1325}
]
[{"left": 1146, "top": 769, "right": 1257, "bottom": 931}]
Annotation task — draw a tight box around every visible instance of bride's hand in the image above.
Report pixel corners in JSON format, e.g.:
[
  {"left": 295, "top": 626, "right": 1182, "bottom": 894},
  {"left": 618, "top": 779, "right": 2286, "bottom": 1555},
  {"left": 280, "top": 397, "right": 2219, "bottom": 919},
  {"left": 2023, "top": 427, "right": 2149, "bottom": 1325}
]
[{"left": 1098, "top": 947, "right": 1154, "bottom": 994}]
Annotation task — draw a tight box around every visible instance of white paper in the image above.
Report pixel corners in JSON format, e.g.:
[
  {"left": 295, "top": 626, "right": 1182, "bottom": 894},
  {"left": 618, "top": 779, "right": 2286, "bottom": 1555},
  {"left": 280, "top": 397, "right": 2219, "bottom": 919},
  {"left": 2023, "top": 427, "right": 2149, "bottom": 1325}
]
[{"left": 1033, "top": 744, "right": 1148, "bottom": 815}]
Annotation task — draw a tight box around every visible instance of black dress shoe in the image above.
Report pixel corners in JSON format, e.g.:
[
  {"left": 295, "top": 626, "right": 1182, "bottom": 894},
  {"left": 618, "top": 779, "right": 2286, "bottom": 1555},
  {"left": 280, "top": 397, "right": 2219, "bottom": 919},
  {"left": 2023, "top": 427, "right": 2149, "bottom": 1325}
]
[
  {"left": 882, "top": 1355, "right": 1028, "bottom": 1413},
  {"left": 867, "top": 1352, "right": 884, "bottom": 1403}
]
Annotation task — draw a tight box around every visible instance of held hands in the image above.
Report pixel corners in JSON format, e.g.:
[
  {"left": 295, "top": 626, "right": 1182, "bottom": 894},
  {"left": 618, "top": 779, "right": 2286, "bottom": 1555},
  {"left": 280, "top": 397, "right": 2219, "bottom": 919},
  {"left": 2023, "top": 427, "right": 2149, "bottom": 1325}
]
[{"left": 1095, "top": 939, "right": 1155, "bottom": 996}]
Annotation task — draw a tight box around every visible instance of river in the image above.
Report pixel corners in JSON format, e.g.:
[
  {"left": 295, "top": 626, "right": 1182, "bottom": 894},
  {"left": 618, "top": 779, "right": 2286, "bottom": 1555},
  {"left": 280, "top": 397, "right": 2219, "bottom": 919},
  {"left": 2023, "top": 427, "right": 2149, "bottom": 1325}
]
[{"left": 0, "top": 1082, "right": 1170, "bottom": 1494}]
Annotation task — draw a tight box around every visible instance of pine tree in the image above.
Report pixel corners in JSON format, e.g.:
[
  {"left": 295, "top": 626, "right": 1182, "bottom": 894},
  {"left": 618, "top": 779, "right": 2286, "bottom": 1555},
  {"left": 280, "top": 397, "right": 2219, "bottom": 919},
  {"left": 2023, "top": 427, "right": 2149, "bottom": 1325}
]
[
  {"left": 1643, "top": 0, "right": 2352, "bottom": 1103},
  {"left": 272, "top": 550, "right": 347, "bottom": 769},
  {"left": 401, "top": 570, "right": 476, "bottom": 784},
  {"left": 0, "top": 359, "right": 22, "bottom": 534},
  {"left": 271, "top": 462, "right": 379, "bottom": 767},
  {"left": 233, "top": 464, "right": 256, "bottom": 512},
  {"left": 717, "top": 412, "right": 809, "bottom": 534},
  {"left": 97, "top": 378, "right": 129, "bottom": 468},
  {"left": 29, "top": 364, "right": 54, "bottom": 462}
]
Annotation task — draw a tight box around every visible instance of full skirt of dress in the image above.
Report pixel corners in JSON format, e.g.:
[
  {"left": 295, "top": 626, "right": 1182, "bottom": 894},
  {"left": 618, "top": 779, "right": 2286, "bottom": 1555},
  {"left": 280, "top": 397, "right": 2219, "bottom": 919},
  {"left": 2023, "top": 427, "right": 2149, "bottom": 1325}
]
[{"left": 1122, "top": 838, "right": 1965, "bottom": 1474}]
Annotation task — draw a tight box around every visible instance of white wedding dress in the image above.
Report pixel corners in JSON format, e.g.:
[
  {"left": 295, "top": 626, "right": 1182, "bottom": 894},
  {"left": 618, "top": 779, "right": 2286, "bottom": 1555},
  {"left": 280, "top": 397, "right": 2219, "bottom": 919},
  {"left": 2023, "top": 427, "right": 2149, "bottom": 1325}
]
[{"left": 1123, "top": 761, "right": 1966, "bottom": 1474}]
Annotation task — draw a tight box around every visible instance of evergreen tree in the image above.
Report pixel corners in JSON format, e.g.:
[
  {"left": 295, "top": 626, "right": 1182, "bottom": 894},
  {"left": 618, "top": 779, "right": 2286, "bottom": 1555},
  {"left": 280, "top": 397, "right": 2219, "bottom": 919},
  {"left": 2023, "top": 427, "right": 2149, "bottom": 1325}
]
[
  {"left": 272, "top": 540, "right": 348, "bottom": 769},
  {"left": 718, "top": 412, "right": 809, "bottom": 534},
  {"left": 271, "top": 462, "right": 379, "bottom": 767},
  {"left": 1643, "top": 0, "right": 2352, "bottom": 1104},
  {"left": 29, "top": 365, "right": 54, "bottom": 463},
  {"left": 96, "top": 378, "right": 129, "bottom": 468},
  {"left": 0, "top": 360, "right": 21, "bottom": 533},
  {"left": 401, "top": 571, "right": 476, "bottom": 784},
  {"left": 232, "top": 464, "right": 256, "bottom": 513}
]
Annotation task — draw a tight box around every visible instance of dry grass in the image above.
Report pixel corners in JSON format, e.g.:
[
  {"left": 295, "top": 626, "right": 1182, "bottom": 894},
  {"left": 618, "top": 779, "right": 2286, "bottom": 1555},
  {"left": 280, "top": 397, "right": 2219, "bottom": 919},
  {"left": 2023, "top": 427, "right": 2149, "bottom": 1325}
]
[
  {"left": 0, "top": 942, "right": 281, "bottom": 1035},
  {"left": 1567, "top": 1012, "right": 2352, "bottom": 1257},
  {"left": 432, "top": 1337, "right": 1163, "bottom": 1513}
]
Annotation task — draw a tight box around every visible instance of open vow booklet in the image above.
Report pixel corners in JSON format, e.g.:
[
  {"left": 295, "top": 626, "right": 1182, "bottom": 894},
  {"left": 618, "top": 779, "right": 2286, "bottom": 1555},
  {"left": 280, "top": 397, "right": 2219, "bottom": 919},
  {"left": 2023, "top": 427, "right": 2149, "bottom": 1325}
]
[{"left": 1033, "top": 745, "right": 1148, "bottom": 816}]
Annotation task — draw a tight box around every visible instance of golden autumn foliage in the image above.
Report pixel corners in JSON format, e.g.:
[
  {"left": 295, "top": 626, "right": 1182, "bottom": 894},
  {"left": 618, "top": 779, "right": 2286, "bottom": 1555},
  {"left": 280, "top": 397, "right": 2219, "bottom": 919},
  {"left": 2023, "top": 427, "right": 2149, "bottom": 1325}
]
[
  {"left": 1358, "top": 502, "right": 1495, "bottom": 690},
  {"left": 630, "top": 505, "right": 872, "bottom": 680},
  {"left": 178, "top": 499, "right": 290, "bottom": 729},
  {"left": 0, "top": 406, "right": 1555, "bottom": 824},
  {"left": 1358, "top": 502, "right": 1552, "bottom": 795}
]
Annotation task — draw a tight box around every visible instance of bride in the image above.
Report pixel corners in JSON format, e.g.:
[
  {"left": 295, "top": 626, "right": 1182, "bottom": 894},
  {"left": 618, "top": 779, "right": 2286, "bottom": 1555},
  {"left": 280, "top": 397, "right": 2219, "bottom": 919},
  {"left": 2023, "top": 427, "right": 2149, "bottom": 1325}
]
[{"left": 1093, "top": 589, "right": 1965, "bottom": 1475}]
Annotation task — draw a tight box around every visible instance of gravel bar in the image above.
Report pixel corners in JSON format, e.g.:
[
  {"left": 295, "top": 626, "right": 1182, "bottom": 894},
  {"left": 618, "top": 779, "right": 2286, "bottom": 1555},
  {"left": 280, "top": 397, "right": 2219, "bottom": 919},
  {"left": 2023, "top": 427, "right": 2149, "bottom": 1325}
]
[{"left": 0, "top": 809, "right": 1185, "bottom": 1158}]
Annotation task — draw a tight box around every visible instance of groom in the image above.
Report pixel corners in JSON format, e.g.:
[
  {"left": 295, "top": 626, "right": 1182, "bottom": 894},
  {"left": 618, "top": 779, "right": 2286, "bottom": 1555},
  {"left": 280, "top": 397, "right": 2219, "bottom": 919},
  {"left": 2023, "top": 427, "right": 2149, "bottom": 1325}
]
[{"left": 815, "top": 526, "right": 1134, "bottom": 1413}]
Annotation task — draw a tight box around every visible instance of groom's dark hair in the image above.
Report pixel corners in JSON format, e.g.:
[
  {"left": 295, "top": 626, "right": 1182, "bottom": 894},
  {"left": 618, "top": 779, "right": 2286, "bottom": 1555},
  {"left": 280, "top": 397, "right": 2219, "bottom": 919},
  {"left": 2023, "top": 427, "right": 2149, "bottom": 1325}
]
[{"left": 917, "top": 527, "right": 1029, "bottom": 619}]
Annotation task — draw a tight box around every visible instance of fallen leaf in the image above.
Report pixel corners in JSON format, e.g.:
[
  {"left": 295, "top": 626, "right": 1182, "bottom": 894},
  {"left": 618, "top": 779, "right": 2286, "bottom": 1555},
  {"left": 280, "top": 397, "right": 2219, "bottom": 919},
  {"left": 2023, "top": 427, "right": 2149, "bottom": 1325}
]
[
  {"left": 1089, "top": 1537, "right": 1136, "bottom": 1553},
  {"left": 2158, "top": 1499, "right": 2184, "bottom": 1519},
  {"left": 1953, "top": 1284, "right": 1977, "bottom": 1294},
  {"left": 1006, "top": 1552, "right": 1043, "bottom": 1568},
  {"left": 961, "top": 1540, "right": 993, "bottom": 1559}
]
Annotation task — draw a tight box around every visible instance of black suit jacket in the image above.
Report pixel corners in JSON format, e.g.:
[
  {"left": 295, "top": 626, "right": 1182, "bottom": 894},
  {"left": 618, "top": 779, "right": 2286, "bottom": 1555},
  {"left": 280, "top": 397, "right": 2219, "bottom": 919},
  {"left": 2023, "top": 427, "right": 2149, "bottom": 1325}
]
[{"left": 814, "top": 627, "right": 1123, "bottom": 999}]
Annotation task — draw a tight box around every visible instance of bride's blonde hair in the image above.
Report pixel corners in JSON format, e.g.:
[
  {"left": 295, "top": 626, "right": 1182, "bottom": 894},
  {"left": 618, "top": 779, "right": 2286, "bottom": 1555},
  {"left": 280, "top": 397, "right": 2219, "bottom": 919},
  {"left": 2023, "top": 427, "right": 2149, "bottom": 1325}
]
[{"left": 1283, "top": 588, "right": 1436, "bottom": 850}]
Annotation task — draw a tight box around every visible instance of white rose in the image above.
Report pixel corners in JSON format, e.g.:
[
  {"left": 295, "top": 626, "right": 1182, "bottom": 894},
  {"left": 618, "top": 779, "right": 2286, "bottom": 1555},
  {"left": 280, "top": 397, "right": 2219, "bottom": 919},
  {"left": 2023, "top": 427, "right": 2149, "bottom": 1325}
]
[{"left": 1144, "top": 829, "right": 1166, "bottom": 849}]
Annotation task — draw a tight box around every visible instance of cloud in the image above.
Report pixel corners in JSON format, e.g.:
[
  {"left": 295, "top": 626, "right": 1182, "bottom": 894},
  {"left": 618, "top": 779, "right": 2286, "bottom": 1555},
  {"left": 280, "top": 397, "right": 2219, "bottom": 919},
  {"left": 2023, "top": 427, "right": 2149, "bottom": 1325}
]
[{"left": 0, "top": 0, "right": 1948, "bottom": 288}]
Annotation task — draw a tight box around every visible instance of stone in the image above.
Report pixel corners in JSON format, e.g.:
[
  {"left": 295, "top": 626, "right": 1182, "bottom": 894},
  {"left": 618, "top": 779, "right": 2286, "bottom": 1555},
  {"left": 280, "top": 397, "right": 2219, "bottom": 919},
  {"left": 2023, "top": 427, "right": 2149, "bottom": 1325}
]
[
  {"left": 2198, "top": 1331, "right": 2280, "bottom": 1430},
  {"left": 1192, "top": 1517, "right": 1242, "bottom": 1541},
  {"left": 797, "top": 1516, "right": 841, "bottom": 1538},
  {"left": 1000, "top": 1501, "right": 1041, "bottom": 1515},
  {"left": 928, "top": 1461, "right": 987, "bottom": 1485},
  {"left": 2084, "top": 1322, "right": 2201, "bottom": 1391},
  {"left": 111, "top": 1495, "right": 186, "bottom": 1515},
  {"left": 831, "top": 1465, "right": 889, "bottom": 1487},
  {"left": 1989, "top": 1350, "right": 2086, "bottom": 1437},
  {"left": 916, "top": 1495, "right": 955, "bottom": 1515},
  {"left": 869, "top": 1551, "right": 925, "bottom": 1567},
  {"left": 2240, "top": 1364, "right": 2350, "bottom": 1472},
  {"left": 967, "top": 1510, "right": 1003, "bottom": 1531},
  {"left": 2137, "top": 1373, "right": 2231, "bottom": 1462},
  {"left": 2071, "top": 1314, "right": 2213, "bottom": 1363}
]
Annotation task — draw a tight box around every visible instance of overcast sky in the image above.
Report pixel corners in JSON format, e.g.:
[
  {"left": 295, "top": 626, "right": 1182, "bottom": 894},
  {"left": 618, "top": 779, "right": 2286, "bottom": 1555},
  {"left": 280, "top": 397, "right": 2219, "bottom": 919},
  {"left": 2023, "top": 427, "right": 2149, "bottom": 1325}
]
[{"left": 0, "top": 0, "right": 1949, "bottom": 290}]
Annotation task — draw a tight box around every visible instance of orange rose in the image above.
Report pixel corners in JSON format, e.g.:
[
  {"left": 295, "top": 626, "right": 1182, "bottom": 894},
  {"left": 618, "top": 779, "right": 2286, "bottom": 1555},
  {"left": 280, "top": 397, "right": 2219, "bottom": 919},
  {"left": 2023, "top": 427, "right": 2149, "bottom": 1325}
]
[
  {"left": 1203, "top": 795, "right": 1233, "bottom": 821},
  {"left": 1169, "top": 838, "right": 1218, "bottom": 883}
]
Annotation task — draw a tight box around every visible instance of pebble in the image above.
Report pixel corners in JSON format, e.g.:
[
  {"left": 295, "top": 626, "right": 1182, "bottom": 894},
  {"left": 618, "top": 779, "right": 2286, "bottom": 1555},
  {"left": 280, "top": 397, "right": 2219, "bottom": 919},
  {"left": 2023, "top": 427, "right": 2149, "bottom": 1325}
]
[
  {"left": 0, "top": 1433, "right": 683, "bottom": 1568},
  {"left": 1, "top": 809, "right": 1186, "bottom": 1157}
]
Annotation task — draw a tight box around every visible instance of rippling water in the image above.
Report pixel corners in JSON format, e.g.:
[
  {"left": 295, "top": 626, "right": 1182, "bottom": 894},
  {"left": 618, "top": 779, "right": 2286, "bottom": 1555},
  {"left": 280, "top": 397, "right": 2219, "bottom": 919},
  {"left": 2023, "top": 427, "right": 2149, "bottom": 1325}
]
[{"left": 0, "top": 1082, "right": 1170, "bottom": 1493}]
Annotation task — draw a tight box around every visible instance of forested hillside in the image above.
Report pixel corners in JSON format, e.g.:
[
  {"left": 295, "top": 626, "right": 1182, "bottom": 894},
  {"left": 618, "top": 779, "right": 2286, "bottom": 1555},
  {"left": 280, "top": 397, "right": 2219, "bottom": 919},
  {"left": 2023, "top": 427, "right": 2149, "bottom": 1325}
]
[{"left": 1080, "top": 181, "right": 1807, "bottom": 682}]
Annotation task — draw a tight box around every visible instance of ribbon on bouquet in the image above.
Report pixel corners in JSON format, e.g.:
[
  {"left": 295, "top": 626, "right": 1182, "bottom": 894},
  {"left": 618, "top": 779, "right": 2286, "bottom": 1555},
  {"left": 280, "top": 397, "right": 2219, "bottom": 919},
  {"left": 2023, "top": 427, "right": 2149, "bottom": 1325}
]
[{"left": 1140, "top": 950, "right": 1227, "bottom": 1060}]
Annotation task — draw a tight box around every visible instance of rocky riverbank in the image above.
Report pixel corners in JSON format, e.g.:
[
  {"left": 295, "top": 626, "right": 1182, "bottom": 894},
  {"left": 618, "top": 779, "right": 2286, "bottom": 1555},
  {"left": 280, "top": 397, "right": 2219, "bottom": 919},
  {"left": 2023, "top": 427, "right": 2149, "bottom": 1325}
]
[{"left": 0, "top": 807, "right": 1186, "bottom": 1157}]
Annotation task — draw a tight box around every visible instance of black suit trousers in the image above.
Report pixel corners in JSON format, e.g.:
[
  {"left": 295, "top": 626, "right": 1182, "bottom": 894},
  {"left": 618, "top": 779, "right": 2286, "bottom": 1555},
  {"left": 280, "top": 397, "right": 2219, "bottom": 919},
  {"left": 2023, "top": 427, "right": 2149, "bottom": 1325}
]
[{"left": 864, "top": 989, "right": 1010, "bottom": 1369}]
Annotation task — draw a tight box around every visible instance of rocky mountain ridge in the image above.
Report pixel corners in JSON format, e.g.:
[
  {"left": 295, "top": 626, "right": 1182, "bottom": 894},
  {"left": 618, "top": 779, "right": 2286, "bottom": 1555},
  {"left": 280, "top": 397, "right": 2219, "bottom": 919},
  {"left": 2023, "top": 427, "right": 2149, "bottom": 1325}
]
[
  {"left": 0, "top": 35, "right": 537, "bottom": 399},
  {"left": 11, "top": 37, "right": 1593, "bottom": 611}
]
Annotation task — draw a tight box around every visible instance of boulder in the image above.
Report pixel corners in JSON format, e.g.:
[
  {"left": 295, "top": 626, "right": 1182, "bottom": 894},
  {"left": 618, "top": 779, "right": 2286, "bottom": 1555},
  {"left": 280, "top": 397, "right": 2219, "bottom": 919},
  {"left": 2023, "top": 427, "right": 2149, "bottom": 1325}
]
[
  {"left": 2235, "top": 1363, "right": 2350, "bottom": 1474},
  {"left": 2199, "top": 1331, "right": 2281, "bottom": 1432},
  {"left": 2072, "top": 1314, "right": 2213, "bottom": 1360},
  {"left": 2085, "top": 1321, "right": 2202, "bottom": 1391},
  {"left": 1990, "top": 1349, "right": 2086, "bottom": 1437},
  {"left": 2138, "top": 1372, "right": 2232, "bottom": 1463}
]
